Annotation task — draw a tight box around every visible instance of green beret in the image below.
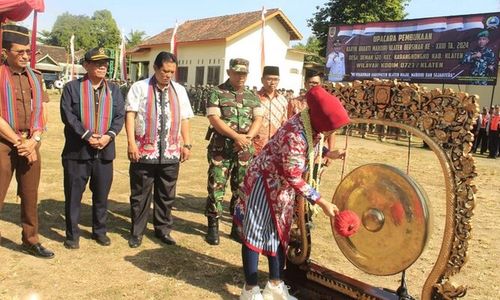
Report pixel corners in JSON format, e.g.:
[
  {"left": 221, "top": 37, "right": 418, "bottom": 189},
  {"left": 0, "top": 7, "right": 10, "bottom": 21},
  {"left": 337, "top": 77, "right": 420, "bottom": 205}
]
[{"left": 477, "top": 30, "right": 489, "bottom": 38}]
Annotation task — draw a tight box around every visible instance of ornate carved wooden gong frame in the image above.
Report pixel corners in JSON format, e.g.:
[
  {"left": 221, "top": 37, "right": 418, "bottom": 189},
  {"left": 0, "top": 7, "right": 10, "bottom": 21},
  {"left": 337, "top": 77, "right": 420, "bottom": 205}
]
[{"left": 287, "top": 79, "right": 478, "bottom": 300}]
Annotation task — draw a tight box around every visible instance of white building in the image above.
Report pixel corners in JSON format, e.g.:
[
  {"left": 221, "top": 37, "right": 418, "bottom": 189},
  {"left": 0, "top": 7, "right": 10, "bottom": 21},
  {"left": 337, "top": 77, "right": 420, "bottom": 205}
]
[{"left": 128, "top": 8, "right": 305, "bottom": 91}]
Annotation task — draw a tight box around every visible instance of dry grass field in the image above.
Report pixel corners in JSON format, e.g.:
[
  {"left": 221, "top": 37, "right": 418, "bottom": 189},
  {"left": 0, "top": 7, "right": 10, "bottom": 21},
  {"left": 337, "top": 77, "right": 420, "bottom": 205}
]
[{"left": 0, "top": 93, "right": 498, "bottom": 299}]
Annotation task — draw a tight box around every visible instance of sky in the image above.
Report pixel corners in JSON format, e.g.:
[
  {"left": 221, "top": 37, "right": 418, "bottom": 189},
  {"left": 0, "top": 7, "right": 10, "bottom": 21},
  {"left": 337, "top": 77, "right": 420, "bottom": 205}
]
[{"left": 18, "top": 0, "right": 500, "bottom": 43}]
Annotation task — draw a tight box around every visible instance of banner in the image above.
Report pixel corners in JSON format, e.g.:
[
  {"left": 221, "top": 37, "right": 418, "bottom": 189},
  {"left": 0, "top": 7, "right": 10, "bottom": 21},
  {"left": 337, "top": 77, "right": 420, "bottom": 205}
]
[
  {"left": 106, "top": 48, "right": 115, "bottom": 78},
  {"left": 327, "top": 13, "right": 500, "bottom": 85}
]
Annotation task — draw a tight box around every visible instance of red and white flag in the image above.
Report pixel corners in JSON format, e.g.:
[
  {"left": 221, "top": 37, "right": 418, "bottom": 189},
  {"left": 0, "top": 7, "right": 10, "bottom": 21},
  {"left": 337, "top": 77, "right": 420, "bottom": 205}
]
[
  {"left": 260, "top": 6, "right": 266, "bottom": 73},
  {"left": 170, "top": 21, "right": 178, "bottom": 57},
  {"left": 119, "top": 32, "right": 128, "bottom": 81}
]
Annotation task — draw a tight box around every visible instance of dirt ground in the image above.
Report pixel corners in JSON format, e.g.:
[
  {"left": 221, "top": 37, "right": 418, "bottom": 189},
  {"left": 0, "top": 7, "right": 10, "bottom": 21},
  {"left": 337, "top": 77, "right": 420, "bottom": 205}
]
[{"left": 0, "top": 94, "right": 498, "bottom": 300}]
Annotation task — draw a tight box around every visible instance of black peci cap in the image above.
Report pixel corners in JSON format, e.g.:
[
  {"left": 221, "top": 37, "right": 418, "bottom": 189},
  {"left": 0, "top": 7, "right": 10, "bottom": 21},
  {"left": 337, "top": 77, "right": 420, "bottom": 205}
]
[{"left": 2, "top": 24, "right": 30, "bottom": 45}]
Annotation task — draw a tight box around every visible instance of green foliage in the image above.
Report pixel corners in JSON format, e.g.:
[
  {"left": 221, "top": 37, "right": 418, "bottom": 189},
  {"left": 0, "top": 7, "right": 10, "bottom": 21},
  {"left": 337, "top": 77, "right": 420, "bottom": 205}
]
[
  {"left": 293, "top": 36, "right": 325, "bottom": 64},
  {"left": 91, "top": 10, "right": 120, "bottom": 49},
  {"left": 126, "top": 29, "right": 147, "bottom": 48},
  {"left": 308, "top": 0, "right": 409, "bottom": 54},
  {"left": 39, "top": 10, "right": 120, "bottom": 52}
]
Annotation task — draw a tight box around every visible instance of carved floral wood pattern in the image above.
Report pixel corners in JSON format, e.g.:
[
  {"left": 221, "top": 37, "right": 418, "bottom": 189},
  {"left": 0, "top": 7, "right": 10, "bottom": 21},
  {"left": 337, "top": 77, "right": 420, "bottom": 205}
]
[{"left": 289, "top": 79, "right": 478, "bottom": 299}]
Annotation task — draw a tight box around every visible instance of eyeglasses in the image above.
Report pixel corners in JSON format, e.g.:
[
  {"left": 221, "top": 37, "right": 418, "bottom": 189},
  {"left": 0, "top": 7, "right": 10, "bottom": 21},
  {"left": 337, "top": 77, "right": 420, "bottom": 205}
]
[
  {"left": 265, "top": 78, "right": 280, "bottom": 82},
  {"left": 9, "top": 49, "right": 32, "bottom": 56}
]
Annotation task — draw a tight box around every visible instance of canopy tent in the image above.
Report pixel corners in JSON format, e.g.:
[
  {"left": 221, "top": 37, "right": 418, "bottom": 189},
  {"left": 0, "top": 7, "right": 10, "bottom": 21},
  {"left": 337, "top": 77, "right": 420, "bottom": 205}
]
[
  {"left": 0, "top": 0, "right": 45, "bottom": 68},
  {"left": 0, "top": 0, "right": 44, "bottom": 22}
]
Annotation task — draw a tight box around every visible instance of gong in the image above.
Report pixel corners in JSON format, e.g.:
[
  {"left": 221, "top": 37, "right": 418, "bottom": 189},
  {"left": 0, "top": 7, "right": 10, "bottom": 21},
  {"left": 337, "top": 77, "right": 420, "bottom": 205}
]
[{"left": 331, "top": 163, "right": 431, "bottom": 276}]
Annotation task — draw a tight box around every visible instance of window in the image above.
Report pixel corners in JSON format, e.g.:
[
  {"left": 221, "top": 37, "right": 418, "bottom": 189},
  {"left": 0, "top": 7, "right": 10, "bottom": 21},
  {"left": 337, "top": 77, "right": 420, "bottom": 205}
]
[
  {"left": 207, "top": 66, "right": 221, "bottom": 86},
  {"left": 177, "top": 66, "right": 188, "bottom": 84},
  {"left": 195, "top": 66, "right": 205, "bottom": 86}
]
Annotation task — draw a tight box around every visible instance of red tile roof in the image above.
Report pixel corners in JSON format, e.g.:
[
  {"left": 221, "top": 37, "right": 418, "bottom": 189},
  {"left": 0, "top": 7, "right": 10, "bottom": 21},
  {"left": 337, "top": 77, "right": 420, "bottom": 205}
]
[
  {"left": 35, "top": 44, "right": 85, "bottom": 64},
  {"left": 35, "top": 44, "right": 67, "bottom": 63},
  {"left": 137, "top": 8, "right": 301, "bottom": 49}
]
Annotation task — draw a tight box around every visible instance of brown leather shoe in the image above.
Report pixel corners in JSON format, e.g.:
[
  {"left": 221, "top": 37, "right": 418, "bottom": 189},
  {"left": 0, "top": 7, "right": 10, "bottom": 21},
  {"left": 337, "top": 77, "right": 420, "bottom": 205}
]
[{"left": 22, "top": 243, "right": 55, "bottom": 259}]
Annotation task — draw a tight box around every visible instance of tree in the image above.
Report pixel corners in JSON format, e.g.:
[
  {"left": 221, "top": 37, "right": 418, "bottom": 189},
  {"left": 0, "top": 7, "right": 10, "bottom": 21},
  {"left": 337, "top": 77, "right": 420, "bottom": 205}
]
[
  {"left": 39, "top": 10, "right": 120, "bottom": 51},
  {"left": 126, "top": 29, "right": 147, "bottom": 48},
  {"left": 91, "top": 10, "right": 120, "bottom": 49},
  {"left": 293, "top": 36, "right": 324, "bottom": 64},
  {"left": 308, "top": 0, "right": 408, "bottom": 55},
  {"left": 40, "top": 12, "right": 96, "bottom": 50}
]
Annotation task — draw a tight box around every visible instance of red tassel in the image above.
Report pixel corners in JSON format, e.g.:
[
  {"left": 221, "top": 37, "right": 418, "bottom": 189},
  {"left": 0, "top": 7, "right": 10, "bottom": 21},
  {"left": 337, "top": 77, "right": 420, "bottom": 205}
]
[{"left": 334, "top": 210, "right": 361, "bottom": 237}]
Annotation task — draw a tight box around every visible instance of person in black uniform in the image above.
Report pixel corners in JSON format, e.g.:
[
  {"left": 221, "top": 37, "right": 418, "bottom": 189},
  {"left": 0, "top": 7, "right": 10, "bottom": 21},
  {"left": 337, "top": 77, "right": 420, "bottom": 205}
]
[{"left": 60, "top": 47, "right": 124, "bottom": 249}]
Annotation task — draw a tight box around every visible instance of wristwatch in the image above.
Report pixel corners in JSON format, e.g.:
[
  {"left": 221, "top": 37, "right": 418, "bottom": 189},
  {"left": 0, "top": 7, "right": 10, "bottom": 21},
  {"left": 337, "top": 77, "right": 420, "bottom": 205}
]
[
  {"left": 183, "top": 144, "right": 192, "bottom": 150},
  {"left": 33, "top": 135, "right": 42, "bottom": 143}
]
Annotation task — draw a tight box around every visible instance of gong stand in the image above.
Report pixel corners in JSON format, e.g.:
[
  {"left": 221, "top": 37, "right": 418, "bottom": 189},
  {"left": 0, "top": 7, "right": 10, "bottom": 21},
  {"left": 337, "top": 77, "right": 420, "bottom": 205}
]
[
  {"left": 394, "top": 135, "right": 416, "bottom": 300},
  {"left": 285, "top": 79, "right": 479, "bottom": 300}
]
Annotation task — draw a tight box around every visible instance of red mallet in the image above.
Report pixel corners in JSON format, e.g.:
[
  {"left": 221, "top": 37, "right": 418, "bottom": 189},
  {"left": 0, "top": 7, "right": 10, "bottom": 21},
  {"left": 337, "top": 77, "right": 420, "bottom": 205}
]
[{"left": 334, "top": 210, "right": 361, "bottom": 237}]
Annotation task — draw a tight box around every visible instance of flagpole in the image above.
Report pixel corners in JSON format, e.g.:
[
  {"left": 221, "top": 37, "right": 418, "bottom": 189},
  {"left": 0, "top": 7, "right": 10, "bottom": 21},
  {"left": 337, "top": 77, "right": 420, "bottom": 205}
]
[
  {"left": 120, "top": 31, "right": 128, "bottom": 81},
  {"left": 260, "top": 7, "right": 266, "bottom": 73},
  {"left": 170, "top": 21, "right": 179, "bottom": 81},
  {"left": 30, "top": 11, "right": 38, "bottom": 69}
]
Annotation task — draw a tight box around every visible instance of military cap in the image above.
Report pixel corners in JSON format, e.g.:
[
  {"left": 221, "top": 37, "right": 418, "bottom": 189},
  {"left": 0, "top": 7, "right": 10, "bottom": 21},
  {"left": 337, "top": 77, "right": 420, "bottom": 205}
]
[
  {"left": 262, "top": 66, "right": 279, "bottom": 76},
  {"left": 229, "top": 58, "right": 249, "bottom": 73},
  {"left": 84, "top": 47, "right": 110, "bottom": 62},
  {"left": 333, "top": 39, "right": 342, "bottom": 47},
  {"left": 477, "top": 30, "right": 489, "bottom": 38},
  {"left": 2, "top": 24, "right": 30, "bottom": 45}
]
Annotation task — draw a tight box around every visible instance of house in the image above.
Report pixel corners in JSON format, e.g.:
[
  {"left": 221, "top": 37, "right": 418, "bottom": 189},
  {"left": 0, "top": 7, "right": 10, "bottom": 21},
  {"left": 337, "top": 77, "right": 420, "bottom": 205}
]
[
  {"left": 34, "top": 44, "right": 86, "bottom": 87},
  {"left": 128, "top": 8, "right": 305, "bottom": 91}
]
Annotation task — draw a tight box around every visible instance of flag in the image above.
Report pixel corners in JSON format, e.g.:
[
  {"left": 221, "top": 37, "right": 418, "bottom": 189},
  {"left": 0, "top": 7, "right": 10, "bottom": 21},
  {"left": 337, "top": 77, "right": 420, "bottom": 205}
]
[
  {"left": 70, "top": 34, "right": 75, "bottom": 80},
  {"left": 30, "top": 11, "right": 38, "bottom": 68},
  {"left": 119, "top": 31, "right": 128, "bottom": 81},
  {"left": 260, "top": 6, "right": 266, "bottom": 73},
  {"left": 170, "top": 21, "right": 178, "bottom": 57}
]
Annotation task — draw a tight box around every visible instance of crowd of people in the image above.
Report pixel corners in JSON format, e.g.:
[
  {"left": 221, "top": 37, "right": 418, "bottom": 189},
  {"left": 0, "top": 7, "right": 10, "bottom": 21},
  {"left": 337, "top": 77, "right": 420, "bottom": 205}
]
[
  {"left": 1, "top": 24, "right": 349, "bottom": 300},
  {"left": 0, "top": 24, "right": 498, "bottom": 300},
  {"left": 472, "top": 105, "right": 500, "bottom": 159}
]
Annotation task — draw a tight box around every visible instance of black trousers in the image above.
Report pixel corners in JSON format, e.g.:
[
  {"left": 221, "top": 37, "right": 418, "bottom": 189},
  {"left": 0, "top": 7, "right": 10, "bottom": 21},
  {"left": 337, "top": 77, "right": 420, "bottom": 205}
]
[
  {"left": 488, "top": 130, "right": 499, "bottom": 157},
  {"left": 63, "top": 159, "right": 113, "bottom": 241},
  {"left": 129, "top": 162, "right": 179, "bottom": 237},
  {"left": 473, "top": 128, "right": 488, "bottom": 154}
]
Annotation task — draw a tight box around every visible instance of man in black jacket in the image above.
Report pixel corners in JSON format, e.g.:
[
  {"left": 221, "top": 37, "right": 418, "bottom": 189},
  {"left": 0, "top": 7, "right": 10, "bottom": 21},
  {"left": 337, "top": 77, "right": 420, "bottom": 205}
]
[{"left": 60, "top": 47, "right": 125, "bottom": 249}]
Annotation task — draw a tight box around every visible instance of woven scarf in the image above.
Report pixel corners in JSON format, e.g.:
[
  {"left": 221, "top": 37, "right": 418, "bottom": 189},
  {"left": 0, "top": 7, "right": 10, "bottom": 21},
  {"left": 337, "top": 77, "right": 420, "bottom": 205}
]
[
  {"left": 141, "top": 77, "right": 180, "bottom": 154},
  {"left": 0, "top": 64, "right": 44, "bottom": 133},
  {"left": 79, "top": 76, "right": 113, "bottom": 134}
]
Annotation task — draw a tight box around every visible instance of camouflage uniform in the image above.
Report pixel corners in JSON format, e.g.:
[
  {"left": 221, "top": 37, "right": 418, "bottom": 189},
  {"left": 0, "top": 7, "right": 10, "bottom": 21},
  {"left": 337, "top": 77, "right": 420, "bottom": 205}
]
[
  {"left": 205, "top": 75, "right": 262, "bottom": 218},
  {"left": 461, "top": 30, "right": 496, "bottom": 85},
  {"left": 462, "top": 47, "right": 496, "bottom": 75}
]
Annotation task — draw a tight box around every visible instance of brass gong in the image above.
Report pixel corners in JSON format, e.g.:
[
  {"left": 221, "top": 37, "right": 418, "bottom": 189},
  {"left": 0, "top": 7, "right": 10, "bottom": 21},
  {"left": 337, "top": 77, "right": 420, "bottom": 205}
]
[{"left": 331, "top": 163, "right": 431, "bottom": 276}]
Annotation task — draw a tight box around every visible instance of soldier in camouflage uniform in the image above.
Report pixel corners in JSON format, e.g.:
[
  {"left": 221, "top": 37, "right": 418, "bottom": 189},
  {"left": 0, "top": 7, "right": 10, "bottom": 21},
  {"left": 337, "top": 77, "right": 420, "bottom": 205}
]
[
  {"left": 205, "top": 58, "right": 263, "bottom": 245},
  {"left": 461, "top": 30, "right": 496, "bottom": 85},
  {"left": 194, "top": 84, "right": 203, "bottom": 114},
  {"left": 199, "top": 84, "right": 210, "bottom": 116}
]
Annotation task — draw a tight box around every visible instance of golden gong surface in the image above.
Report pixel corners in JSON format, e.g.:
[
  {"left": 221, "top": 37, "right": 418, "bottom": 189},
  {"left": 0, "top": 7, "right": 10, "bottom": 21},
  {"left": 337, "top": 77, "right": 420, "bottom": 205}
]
[{"left": 331, "top": 163, "right": 431, "bottom": 276}]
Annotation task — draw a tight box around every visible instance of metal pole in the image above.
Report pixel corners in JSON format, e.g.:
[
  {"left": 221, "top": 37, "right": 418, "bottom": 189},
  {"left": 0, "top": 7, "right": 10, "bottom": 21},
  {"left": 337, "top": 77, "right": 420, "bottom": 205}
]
[{"left": 490, "top": 84, "right": 496, "bottom": 108}]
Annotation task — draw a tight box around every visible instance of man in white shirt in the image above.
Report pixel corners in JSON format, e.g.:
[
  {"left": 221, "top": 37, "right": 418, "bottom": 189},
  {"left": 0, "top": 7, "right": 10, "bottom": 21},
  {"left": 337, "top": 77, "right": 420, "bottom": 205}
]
[
  {"left": 326, "top": 40, "right": 345, "bottom": 82},
  {"left": 125, "top": 51, "right": 194, "bottom": 248}
]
